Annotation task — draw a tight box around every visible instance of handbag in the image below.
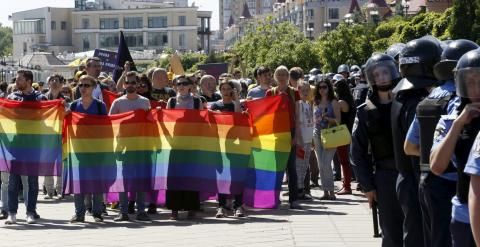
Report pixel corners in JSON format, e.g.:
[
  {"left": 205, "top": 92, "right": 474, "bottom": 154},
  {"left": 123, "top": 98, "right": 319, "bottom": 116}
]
[{"left": 320, "top": 124, "right": 351, "bottom": 149}]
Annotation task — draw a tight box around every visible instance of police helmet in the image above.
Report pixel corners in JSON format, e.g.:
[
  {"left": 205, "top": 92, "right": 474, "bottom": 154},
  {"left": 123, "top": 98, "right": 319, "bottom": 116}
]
[
  {"left": 454, "top": 48, "right": 480, "bottom": 100},
  {"left": 386, "top": 43, "right": 406, "bottom": 60},
  {"left": 309, "top": 68, "right": 321, "bottom": 76},
  {"left": 365, "top": 53, "right": 400, "bottom": 90},
  {"left": 434, "top": 39, "right": 479, "bottom": 81},
  {"left": 350, "top": 65, "right": 361, "bottom": 73},
  {"left": 337, "top": 64, "right": 350, "bottom": 74},
  {"left": 394, "top": 38, "right": 442, "bottom": 93}
]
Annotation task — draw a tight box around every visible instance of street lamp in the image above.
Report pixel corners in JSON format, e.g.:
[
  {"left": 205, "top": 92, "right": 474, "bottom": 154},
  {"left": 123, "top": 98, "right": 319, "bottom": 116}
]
[
  {"left": 306, "top": 27, "right": 314, "bottom": 40},
  {"left": 403, "top": 2, "right": 410, "bottom": 17},
  {"left": 323, "top": 22, "right": 331, "bottom": 32}
]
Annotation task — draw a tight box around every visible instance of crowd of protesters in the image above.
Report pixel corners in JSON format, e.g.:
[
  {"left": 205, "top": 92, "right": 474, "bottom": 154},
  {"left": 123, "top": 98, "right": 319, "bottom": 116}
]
[{"left": 1, "top": 37, "right": 480, "bottom": 247}]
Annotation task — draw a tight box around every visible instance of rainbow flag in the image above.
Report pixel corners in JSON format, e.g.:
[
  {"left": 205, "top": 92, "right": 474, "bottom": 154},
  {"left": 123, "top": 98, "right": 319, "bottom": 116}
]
[
  {"left": 0, "top": 99, "right": 64, "bottom": 176},
  {"left": 63, "top": 109, "right": 251, "bottom": 195},
  {"left": 243, "top": 95, "right": 292, "bottom": 208},
  {"left": 63, "top": 110, "right": 156, "bottom": 194},
  {"left": 149, "top": 109, "right": 251, "bottom": 195}
]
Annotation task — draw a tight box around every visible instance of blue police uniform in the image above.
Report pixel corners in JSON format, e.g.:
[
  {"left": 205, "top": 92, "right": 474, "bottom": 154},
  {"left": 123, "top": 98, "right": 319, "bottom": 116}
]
[{"left": 405, "top": 80, "right": 459, "bottom": 247}]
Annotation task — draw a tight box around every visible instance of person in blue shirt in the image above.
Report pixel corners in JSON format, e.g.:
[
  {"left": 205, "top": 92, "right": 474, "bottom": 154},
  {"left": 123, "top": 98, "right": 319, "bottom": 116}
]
[
  {"left": 404, "top": 39, "right": 478, "bottom": 247},
  {"left": 68, "top": 75, "right": 107, "bottom": 224},
  {"left": 430, "top": 48, "right": 480, "bottom": 247}
]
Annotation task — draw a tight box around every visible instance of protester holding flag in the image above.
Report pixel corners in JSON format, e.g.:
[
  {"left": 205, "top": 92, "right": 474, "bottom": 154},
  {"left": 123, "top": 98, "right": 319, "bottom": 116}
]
[
  {"left": 210, "top": 80, "right": 244, "bottom": 218},
  {"left": 5, "top": 70, "right": 48, "bottom": 225},
  {"left": 166, "top": 75, "right": 203, "bottom": 220},
  {"left": 69, "top": 75, "right": 108, "bottom": 223}
]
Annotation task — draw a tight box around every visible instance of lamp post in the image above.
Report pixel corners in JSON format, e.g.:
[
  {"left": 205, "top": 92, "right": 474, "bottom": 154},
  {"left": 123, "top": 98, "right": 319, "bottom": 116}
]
[
  {"left": 306, "top": 27, "right": 314, "bottom": 40},
  {"left": 403, "top": 2, "right": 410, "bottom": 17},
  {"left": 323, "top": 22, "right": 331, "bottom": 32}
]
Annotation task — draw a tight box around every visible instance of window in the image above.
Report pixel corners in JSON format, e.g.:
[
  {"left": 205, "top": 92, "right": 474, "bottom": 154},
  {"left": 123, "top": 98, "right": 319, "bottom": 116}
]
[
  {"left": 179, "top": 16, "right": 186, "bottom": 26},
  {"left": 307, "top": 9, "right": 314, "bottom": 17},
  {"left": 179, "top": 33, "right": 185, "bottom": 47},
  {"left": 124, "top": 33, "right": 143, "bottom": 47},
  {"left": 148, "top": 16, "right": 168, "bottom": 28},
  {"left": 61, "top": 21, "right": 67, "bottom": 30},
  {"left": 99, "top": 33, "right": 119, "bottom": 47},
  {"left": 124, "top": 17, "right": 143, "bottom": 29},
  {"left": 82, "top": 36, "right": 90, "bottom": 51},
  {"left": 51, "top": 21, "right": 56, "bottom": 30},
  {"left": 23, "top": 42, "right": 27, "bottom": 53},
  {"left": 13, "top": 20, "right": 45, "bottom": 34},
  {"left": 82, "top": 18, "right": 89, "bottom": 29},
  {"left": 100, "top": 18, "right": 119, "bottom": 29},
  {"left": 328, "top": 8, "right": 339, "bottom": 19},
  {"left": 148, "top": 32, "right": 168, "bottom": 46}
]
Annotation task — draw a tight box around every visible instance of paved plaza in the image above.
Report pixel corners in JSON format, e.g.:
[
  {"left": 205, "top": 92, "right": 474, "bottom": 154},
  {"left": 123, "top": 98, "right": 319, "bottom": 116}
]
[{"left": 0, "top": 181, "right": 381, "bottom": 247}]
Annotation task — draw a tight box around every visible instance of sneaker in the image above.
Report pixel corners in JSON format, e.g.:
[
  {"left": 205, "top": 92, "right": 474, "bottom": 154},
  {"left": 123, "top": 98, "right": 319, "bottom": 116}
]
[
  {"left": 5, "top": 214, "right": 16, "bottom": 225},
  {"left": 0, "top": 210, "right": 8, "bottom": 220},
  {"left": 55, "top": 194, "right": 64, "bottom": 200},
  {"left": 299, "top": 193, "right": 313, "bottom": 201},
  {"left": 42, "top": 185, "right": 47, "bottom": 195},
  {"left": 147, "top": 203, "right": 157, "bottom": 214},
  {"left": 44, "top": 193, "right": 54, "bottom": 200},
  {"left": 70, "top": 215, "right": 85, "bottom": 223},
  {"left": 289, "top": 201, "right": 303, "bottom": 210},
  {"left": 336, "top": 188, "right": 352, "bottom": 195},
  {"left": 170, "top": 210, "right": 179, "bottom": 221},
  {"left": 92, "top": 214, "right": 103, "bottom": 222},
  {"left": 33, "top": 211, "right": 40, "bottom": 219},
  {"left": 234, "top": 207, "right": 246, "bottom": 217},
  {"left": 86, "top": 208, "right": 93, "bottom": 216},
  {"left": 113, "top": 213, "right": 129, "bottom": 222},
  {"left": 102, "top": 204, "right": 108, "bottom": 216},
  {"left": 128, "top": 201, "right": 135, "bottom": 214},
  {"left": 136, "top": 212, "right": 151, "bottom": 221},
  {"left": 215, "top": 207, "right": 227, "bottom": 218},
  {"left": 26, "top": 214, "right": 36, "bottom": 224}
]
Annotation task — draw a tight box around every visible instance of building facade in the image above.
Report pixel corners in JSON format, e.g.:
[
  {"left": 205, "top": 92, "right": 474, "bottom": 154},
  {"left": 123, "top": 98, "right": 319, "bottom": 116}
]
[{"left": 12, "top": 1, "right": 211, "bottom": 60}]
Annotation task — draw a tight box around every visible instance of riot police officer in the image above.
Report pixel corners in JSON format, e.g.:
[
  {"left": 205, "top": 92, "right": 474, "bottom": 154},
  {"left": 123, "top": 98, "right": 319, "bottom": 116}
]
[
  {"left": 404, "top": 39, "right": 478, "bottom": 247},
  {"left": 431, "top": 48, "right": 480, "bottom": 247},
  {"left": 391, "top": 38, "right": 442, "bottom": 247},
  {"left": 351, "top": 53, "right": 404, "bottom": 247},
  {"left": 386, "top": 43, "right": 406, "bottom": 64}
]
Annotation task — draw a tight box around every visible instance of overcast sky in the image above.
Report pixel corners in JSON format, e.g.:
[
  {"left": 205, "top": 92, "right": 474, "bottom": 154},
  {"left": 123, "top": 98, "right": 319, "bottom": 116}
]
[{"left": 0, "top": 0, "right": 219, "bottom": 30}]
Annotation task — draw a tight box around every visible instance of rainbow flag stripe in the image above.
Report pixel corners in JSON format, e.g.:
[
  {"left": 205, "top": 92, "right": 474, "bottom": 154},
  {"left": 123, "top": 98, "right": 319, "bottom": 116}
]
[
  {"left": 0, "top": 99, "right": 64, "bottom": 176},
  {"left": 243, "top": 95, "right": 292, "bottom": 208}
]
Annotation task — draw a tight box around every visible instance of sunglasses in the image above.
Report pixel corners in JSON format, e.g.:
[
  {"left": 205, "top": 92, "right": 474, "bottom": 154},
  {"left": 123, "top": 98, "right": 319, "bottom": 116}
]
[
  {"left": 318, "top": 85, "right": 328, "bottom": 90},
  {"left": 125, "top": 80, "right": 137, "bottom": 85},
  {"left": 78, "top": 84, "right": 92, "bottom": 88},
  {"left": 177, "top": 81, "right": 191, "bottom": 86}
]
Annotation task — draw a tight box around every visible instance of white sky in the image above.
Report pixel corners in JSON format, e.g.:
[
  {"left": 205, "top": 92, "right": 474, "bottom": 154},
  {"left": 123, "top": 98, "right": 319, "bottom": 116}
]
[{"left": 0, "top": 0, "right": 219, "bottom": 30}]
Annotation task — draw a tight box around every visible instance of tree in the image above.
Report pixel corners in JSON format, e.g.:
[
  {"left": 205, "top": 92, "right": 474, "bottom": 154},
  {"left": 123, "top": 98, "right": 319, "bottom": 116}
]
[
  {"left": 449, "top": 0, "right": 476, "bottom": 40},
  {"left": 313, "top": 23, "right": 374, "bottom": 72},
  {"left": 0, "top": 23, "right": 12, "bottom": 57},
  {"left": 230, "top": 21, "right": 319, "bottom": 76}
]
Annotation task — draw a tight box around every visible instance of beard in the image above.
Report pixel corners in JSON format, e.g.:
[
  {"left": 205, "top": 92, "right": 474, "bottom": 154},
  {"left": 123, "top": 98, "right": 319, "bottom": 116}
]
[{"left": 126, "top": 86, "right": 136, "bottom": 94}]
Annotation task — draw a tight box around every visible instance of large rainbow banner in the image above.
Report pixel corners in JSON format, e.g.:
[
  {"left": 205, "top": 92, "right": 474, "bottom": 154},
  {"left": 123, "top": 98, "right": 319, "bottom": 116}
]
[
  {"left": 0, "top": 99, "right": 64, "bottom": 176},
  {"left": 243, "top": 95, "right": 292, "bottom": 208}
]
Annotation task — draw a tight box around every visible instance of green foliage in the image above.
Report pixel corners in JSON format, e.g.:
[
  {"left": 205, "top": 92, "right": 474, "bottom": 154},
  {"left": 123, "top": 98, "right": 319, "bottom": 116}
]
[
  {"left": 0, "top": 24, "right": 12, "bottom": 57},
  {"left": 449, "top": 0, "right": 476, "bottom": 40},
  {"left": 150, "top": 51, "right": 227, "bottom": 73},
  {"left": 231, "top": 21, "right": 319, "bottom": 75},
  {"left": 313, "top": 23, "right": 374, "bottom": 72}
]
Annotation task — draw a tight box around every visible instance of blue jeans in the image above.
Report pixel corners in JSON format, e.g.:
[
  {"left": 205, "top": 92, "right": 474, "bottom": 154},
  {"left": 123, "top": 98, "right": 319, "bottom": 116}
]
[
  {"left": 8, "top": 174, "right": 38, "bottom": 214},
  {"left": 74, "top": 193, "right": 103, "bottom": 216},
  {"left": 119, "top": 192, "right": 145, "bottom": 214}
]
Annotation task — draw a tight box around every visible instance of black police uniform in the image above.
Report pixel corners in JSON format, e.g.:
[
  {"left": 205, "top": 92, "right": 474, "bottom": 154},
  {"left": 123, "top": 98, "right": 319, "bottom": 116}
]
[{"left": 351, "top": 95, "right": 404, "bottom": 247}]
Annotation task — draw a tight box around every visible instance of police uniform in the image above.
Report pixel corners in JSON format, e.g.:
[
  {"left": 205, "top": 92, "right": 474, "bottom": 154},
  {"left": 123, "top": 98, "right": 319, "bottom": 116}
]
[
  {"left": 351, "top": 95, "right": 404, "bottom": 247},
  {"left": 406, "top": 81, "right": 459, "bottom": 247}
]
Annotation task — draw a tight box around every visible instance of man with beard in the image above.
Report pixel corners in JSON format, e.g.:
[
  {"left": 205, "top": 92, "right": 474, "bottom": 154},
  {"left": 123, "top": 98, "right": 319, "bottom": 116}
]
[{"left": 109, "top": 71, "right": 151, "bottom": 222}]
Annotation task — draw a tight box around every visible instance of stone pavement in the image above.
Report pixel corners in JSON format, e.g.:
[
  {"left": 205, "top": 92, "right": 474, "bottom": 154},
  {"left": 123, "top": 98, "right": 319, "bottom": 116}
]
[{"left": 0, "top": 181, "right": 381, "bottom": 247}]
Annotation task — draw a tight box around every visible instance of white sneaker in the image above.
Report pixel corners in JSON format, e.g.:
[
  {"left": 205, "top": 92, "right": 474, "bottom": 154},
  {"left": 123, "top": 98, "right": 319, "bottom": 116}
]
[
  {"left": 234, "top": 207, "right": 246, "bottom": 217},
  {"left": 26, "top": 214, "right": 36, "bottom": 224},
  {"left": 215, "top": 207, "right": 227, "bottom": 218},
  {"left": 5, "top": 213, "right": 16, "bottom": 225}
]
